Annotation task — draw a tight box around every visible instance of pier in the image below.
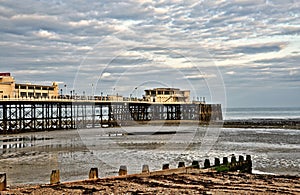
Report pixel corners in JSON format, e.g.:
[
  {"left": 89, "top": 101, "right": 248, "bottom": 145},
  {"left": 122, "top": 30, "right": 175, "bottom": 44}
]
[
  {"left": 0, "top": 98, "right": 222, "bottom": 133},
  {"left": 0, "top": 74, "right": 223, "bottom": 133}
]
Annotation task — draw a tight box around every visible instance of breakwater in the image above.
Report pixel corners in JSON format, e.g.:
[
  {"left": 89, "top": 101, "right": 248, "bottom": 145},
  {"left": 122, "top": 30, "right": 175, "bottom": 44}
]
[{"left": 0, "top": 154, "right": 252, "bottom": 191}]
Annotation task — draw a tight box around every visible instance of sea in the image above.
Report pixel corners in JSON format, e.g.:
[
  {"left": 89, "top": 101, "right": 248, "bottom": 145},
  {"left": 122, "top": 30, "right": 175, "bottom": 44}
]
[
  {"left": 0, "top": 107, "right": 299, "bottom": 185},
  {"left": 224, "top": 107, "right": 300, "bottom": 120}
]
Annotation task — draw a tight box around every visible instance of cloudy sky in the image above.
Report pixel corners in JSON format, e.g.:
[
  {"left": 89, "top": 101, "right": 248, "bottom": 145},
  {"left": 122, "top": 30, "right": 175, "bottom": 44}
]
[{"left": 0, "top": 0, "right": 300, "bottom": 108}]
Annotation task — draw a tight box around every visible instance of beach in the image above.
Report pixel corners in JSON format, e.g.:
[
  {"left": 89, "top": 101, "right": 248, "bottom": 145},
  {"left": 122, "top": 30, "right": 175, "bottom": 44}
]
[
  {"left": 0, "top": 122, "right": 299, "bottom": 186},
  {"left": 3, "top": 170, "right": 300, "bottom": 194},
  {"left": 1, "top": 107, "right": 300, "bottom": 193}
]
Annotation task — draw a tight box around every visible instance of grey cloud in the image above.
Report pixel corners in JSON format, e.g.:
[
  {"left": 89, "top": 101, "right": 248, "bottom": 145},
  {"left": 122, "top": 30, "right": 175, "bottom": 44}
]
[{"left": 234, "top": 45, "right": 282, "bottom": 54}]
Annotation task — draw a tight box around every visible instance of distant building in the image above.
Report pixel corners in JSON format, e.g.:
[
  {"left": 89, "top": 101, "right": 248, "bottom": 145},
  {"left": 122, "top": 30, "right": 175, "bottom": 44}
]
[
  {"left": 0, "top": 73, "right": 59, "bottom": 98},
  {"left": 144, "top": 88, "right": 190, "bottom": 103}
]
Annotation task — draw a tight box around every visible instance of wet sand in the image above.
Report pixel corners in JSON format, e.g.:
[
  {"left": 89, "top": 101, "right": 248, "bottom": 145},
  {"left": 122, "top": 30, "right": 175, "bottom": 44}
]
[{"left": 0, "top": 125, "right": 299, "bottom": 186}]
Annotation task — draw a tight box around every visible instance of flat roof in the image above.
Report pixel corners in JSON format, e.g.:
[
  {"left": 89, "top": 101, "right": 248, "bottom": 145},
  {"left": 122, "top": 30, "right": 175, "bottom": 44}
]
[
  {"left": 145, "top": 88, "right": 180, "bottom": 91},
  {"left": 15, "top": 83, "right": 56, "bottom": 88}
]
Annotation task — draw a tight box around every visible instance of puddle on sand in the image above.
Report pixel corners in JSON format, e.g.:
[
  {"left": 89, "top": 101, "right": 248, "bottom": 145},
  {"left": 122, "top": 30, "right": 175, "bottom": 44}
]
[{"left": 0, "top": 136, "right": 53, "bottom": 152}]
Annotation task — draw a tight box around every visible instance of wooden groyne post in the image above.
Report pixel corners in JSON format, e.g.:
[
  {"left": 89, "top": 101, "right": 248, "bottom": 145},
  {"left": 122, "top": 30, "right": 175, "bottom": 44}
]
[
  {"left": 50, "top": 170, "right": 60, "bottom": 184},
  {"left": 119, "top": 166, "right": 127, "bottom": 176},
  {"left": 89, "top": 168, "right": 99, "bottom": 179},
  {"left": 0, "top": 173, "right": 6, "bottom": 191}
]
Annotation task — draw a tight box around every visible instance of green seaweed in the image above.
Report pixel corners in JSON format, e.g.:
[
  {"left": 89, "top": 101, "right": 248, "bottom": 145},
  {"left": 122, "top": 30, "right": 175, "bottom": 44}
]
[{"left": 214, "top": 165, "right": 230, "bottom": 173}]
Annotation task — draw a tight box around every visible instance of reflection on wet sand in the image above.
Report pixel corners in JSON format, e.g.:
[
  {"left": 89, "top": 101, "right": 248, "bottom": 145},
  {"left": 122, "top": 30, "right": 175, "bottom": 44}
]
[{"left": 0, "top": 136, "right": 53, "bottom": 153}]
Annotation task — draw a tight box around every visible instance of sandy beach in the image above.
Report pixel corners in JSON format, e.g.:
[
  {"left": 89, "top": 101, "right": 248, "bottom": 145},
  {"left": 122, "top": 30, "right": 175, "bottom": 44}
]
[{"left": 3, "top": 169, "right": 300, "bottom": 194}]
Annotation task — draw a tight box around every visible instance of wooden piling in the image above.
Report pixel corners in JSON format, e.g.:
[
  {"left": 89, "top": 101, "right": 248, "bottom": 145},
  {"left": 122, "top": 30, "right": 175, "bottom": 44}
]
[
  {"left": 142, "top": 165, "right": 150, "bottom": 173},
  {"left": 178, "top": 162, "right": 185, "bottom": 168},
  {"left": 214, "top": 158, "right": 220, "bottom": 167},
  {"left": 204, "top": 159, "right": 210, "bottom": 168},
  {"left": 89, "top": 168, "right": 98, "bottom": 179},
  {"left": 239, "top": 155, "right": 244, "bottom": 162},
  {"left": 50, "top": 170, "right": 60, "bottom": 184},
  {"left": 119, "top": 166, "right": 127, "bottom": 176},
  {"left": 162, "top": 164, "right": 169, "bottom": 170},
  {"left": 0, "top": 173, "right": 6, "bottom": 191},
  {"left": 192, "top": 160, "right": 200, "bottom": 168},
  {"left": 231, "top": 155, "right": 237, "bottom": 164},
  {"left": 223, "top": 157, "right": 228, "bottom": 165},
  {"left": 245, "top": 155, "right": 252, "bottom": 173}
]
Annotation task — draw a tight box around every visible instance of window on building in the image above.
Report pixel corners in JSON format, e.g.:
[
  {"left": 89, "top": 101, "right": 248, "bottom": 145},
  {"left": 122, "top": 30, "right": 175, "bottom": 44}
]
[{"left": 20, "top": 92, "right": 26, "bottom": 97}]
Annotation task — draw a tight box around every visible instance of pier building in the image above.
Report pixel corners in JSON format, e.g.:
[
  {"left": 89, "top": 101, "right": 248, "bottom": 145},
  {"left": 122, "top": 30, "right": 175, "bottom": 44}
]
[
  {"left": 144, "top": 88, "right": 190, "bottom": 103},
  {"left": 0, "top": 73, "right": 59, "bottom": 99}
]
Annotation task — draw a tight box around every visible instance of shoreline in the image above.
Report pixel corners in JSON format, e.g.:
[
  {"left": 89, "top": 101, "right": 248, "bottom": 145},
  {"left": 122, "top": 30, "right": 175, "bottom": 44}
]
[{"left": 223, "top": 118, "right": 300, "bottom": 129}]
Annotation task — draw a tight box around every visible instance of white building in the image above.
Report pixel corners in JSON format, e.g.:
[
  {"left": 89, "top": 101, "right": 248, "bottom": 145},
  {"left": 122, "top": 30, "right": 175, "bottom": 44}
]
[{"left": 144, "top": 88, "right": 190, "bottom": 103}]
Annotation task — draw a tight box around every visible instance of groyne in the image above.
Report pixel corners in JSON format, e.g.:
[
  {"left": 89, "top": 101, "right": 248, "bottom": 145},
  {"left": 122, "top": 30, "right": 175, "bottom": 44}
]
[
  {"left": 1, "top": 154, "right": 251, "bottom": 191},
  {"left": 2, "top": 155, "right": 300, "bottom": 194}
]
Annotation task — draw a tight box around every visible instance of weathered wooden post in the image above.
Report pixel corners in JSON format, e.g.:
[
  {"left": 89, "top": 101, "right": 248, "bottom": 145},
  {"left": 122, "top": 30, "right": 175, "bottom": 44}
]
[
  {"left": 162, "top": 163, "right": 169, "bottom": 170},
  {"left": 119, "top": 165, "right": 127, "bottom": 176},
  {"left": 142, "top": 165, "right": 150, "bottom": 173},
  {"left": 239, "top": 155, "right": 244, "bottom": 163},
  {"left": 192, "top": 160, "right": 200, "bottom": 168},
  {"left": 89, "top": 168, "right": 98, "bottom": 179},
  {"left": 230, "top": 155, "right": 237, "bottom": 171},
  {"left": 204, "top": 159, "right": 210, "bottom": 168},
  {"left": 0, "top": 173, "right": 7, "bottom": 191},
  {"left": 245, "top": 155, "right": 252, "bottom": 173},
  {"left": 178, "top": 161, "right": 185, "bottom": 168},
  {"left": 50, "top": 170, "right": 60, "bottom": 184},
  {"left": 238, "top": 155, "right": 244, "bottom": 171},
  {"left": 223, "top": 157, "right": 228, "bottom": 165},
  {"left": 231, "top": 155, "right": 237, "bottom": 164},
  {"left": 214, "top": 158, "right": 220, "bottom": 167}
]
